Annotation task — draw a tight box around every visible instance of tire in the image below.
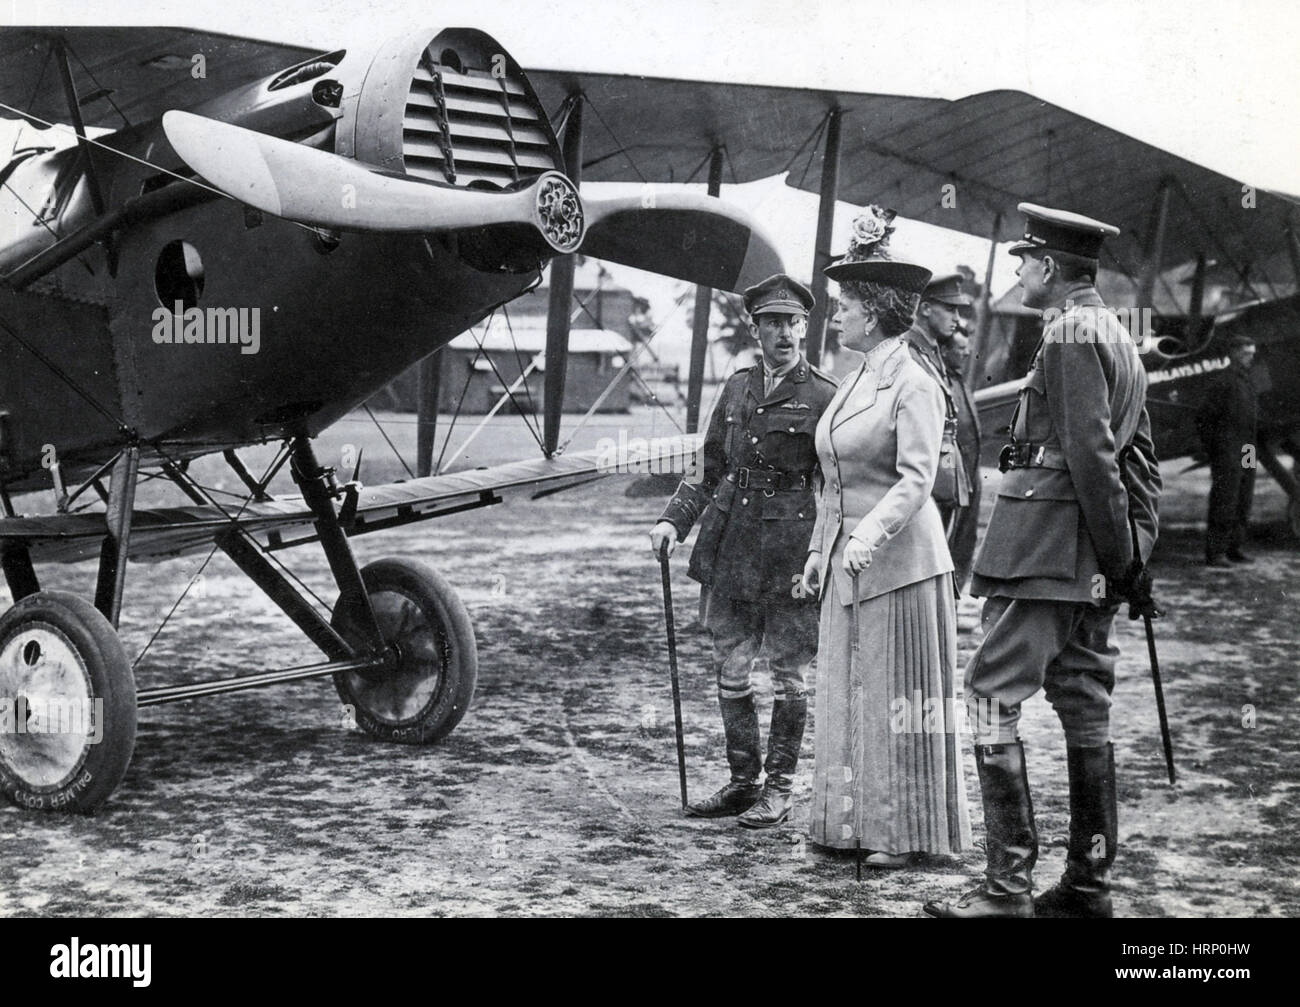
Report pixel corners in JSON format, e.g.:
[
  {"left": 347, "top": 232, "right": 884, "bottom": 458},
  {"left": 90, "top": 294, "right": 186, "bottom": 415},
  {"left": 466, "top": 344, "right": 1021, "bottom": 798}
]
[
  {"left": 0, "top": 591, "right": 137, "bottom": 814},
  {"left": 1289, "top": 497, "right": 1300, "bottom": 543},
  {"left": 331, "top": 558, "right": 477, "bottom": 744}
]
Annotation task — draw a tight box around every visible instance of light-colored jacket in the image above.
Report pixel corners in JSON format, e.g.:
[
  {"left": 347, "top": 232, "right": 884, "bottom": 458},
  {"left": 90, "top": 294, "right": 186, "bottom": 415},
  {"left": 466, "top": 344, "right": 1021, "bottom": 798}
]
[{"left": 809, "top": 336, "right": 954, "bottom": 604}]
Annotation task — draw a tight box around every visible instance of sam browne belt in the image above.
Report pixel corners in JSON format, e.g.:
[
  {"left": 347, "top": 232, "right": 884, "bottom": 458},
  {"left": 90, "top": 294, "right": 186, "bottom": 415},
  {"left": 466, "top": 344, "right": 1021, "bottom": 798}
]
[
  {"left": 733, "top": 467, "right": 813, "bottom": 491},
  {"left": 998, "top": 442, "right": 1069, "bottom": 472}
]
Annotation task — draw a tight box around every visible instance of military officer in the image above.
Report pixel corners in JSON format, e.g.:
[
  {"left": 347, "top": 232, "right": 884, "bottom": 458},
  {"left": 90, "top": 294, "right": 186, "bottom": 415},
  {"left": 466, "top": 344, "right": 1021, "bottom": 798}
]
[
  {"left": 925, "top": 204, "right": 1162, "bottom": 919},
  {"left": 649, "top": 273, "right": 838, "bottom": 828},
  {"left": 940, "top": 329, "right": 983, "bottom": 592},
  {"left": 1196, "top": 334, "right": 1259, "bottom": 567},
  {"left": 904, "top": 273, "right": 973, "bottom": 532}
]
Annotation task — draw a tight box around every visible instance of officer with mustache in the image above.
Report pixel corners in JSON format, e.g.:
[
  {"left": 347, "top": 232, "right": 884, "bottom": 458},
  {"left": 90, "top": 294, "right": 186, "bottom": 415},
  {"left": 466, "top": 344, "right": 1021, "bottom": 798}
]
[{"left": 650, "top": 274, "right": 838, "bottom": 828}]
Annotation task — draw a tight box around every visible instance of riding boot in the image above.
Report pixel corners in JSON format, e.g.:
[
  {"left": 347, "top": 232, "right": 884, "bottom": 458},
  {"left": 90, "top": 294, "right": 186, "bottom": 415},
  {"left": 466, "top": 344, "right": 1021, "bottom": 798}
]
[
  {"left": 686, "top": 693, "right": 762, "bottom": 818},
  {"left": 1035, "top": 743, "right": 1117, "bottom": 918},
  {"left": 737, "top": 696, "right": 806, "bottom": 829},
  {"left": 923, "top": 740, "right": 1037, "bottom": 918}
]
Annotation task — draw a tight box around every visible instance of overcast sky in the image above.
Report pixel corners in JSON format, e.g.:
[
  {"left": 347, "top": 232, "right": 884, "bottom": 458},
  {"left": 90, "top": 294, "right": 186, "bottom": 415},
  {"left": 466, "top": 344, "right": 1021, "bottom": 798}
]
[{"left": 5, "top": 0, "right": 1297, "bottom": 365}]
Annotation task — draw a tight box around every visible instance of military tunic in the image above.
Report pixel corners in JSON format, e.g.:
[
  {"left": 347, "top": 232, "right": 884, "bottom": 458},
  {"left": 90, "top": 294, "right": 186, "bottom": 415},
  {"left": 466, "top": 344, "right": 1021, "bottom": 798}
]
[
  {"left": 904, "top": 322, "right": 972, "bottom": 525},
  {"left": 660, "top": 359, "right": 838, "bottom": 604},
  {"left": 659, "top": 358, "right": 838, "bottom": 701},
  {"left": 946, "top": 365, "right": 983, "bottom": 590}
]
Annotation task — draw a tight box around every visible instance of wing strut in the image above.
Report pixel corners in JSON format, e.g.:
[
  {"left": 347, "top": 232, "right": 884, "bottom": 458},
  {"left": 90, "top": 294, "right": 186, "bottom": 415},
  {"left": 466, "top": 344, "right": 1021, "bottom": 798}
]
[
  {"left": 805, "top": 108, "right": 842, "bottom": 366},
  {"left": 52, "top": 39, "right": 106, "bottom": 218},
  {"left": 971, "top": 211, "right": 1002, "bottom": 384},
  {"left": 416, "top": 355, "right": 442, "bottom": 478},
  {"left": 543, "top": 94, "right": 583, "bottom": 457},
  {"left": 686, "top": 147, "right": 724, "bottom": 433}
]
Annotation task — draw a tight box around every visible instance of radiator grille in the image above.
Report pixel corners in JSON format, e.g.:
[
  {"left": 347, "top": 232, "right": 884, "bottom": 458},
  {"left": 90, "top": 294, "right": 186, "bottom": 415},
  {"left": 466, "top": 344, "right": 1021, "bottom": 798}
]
[{"left": 404, "top": 62, "right": 558, "bottom": 188}]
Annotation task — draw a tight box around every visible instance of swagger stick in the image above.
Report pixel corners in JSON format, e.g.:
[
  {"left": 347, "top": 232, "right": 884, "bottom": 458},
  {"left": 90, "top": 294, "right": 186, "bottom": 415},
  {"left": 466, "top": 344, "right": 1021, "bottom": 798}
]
[
  {"left": 1118, "top": 447, "right": 1176, "bottom": 784},
  {"left": 658, "top": 543, "right": 690, "bottom": 808},
  {"left": 851, "top": 572, "right": 863, "bottom": 881}
]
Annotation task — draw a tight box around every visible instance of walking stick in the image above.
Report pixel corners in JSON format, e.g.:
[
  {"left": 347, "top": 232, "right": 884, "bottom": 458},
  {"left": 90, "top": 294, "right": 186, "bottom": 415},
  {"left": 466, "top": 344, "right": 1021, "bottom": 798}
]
[
  {"left": 657, "top": 542, "right": 690, "bottom": 809},
  {"left": 851, "top": 571, "right": 863, "bottom": 881},
  {"left": 1118, "top": 447, "right": 1176, "bottom": 785}
]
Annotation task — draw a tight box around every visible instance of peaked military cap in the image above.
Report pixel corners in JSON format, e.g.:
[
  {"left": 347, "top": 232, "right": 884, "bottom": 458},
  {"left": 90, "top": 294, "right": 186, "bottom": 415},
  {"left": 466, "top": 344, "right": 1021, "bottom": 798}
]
[
  {"left": 743, "top": 273, "right": 814, "bottom": 316},
  {"left": 1009, "top": 202, "right": 1121, "bottom": 260},
  {"left": 923, "top": 272, "right": 973, "bottom": 307}
]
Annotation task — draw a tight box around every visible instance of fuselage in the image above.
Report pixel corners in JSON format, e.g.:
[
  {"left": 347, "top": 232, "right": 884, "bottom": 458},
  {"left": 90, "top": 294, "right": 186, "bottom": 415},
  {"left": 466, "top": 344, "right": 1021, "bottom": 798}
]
[{"left": 0, "top": 28, "right": 564, "bottom": 490}]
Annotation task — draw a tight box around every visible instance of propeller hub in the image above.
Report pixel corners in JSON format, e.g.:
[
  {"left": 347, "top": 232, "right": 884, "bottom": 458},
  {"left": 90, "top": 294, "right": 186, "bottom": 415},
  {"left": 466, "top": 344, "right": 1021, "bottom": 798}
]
[{"left": 533, "top": 172, "right": 584, "bottom": 253}]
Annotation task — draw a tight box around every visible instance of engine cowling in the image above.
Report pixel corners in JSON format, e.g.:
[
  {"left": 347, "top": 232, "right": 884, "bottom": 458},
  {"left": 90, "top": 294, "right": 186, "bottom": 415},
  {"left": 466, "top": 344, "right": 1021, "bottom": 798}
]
[{"left": 340, "top": 28, "right": 566, "bottom": 191}]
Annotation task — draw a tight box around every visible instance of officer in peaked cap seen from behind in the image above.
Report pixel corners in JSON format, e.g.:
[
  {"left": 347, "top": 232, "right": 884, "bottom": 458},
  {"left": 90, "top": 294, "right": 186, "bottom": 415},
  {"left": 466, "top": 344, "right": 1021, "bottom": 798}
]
[
  {"left": 649, "top": 273, "right": 838, "bottom": 829},
  {"left": 925, "top": 204, "right": 1163, "bottom": 919}
]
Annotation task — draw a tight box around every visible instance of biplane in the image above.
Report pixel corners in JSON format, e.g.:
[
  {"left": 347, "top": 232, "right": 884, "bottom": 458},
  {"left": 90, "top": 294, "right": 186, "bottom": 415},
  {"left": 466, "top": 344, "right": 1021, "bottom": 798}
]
[{"left": 2, "top": 23, "right": 1297, "bottom": 813}]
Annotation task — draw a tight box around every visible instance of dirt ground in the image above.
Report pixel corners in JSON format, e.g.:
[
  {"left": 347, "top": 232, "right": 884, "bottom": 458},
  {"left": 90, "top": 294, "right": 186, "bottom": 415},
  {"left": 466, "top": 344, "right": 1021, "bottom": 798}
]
[{"left": 1, "top": 409, "right": 1296, "bottom": 917}]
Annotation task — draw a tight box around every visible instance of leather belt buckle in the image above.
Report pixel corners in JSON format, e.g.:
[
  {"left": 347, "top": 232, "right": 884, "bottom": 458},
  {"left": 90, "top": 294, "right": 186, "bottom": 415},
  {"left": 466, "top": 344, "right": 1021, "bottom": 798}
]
[{"left": 736, "top": 467, "right": 749, "bottom": 489}]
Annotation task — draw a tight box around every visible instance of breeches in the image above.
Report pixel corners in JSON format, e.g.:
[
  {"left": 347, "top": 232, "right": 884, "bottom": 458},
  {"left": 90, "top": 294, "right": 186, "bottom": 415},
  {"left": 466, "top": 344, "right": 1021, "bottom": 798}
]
[
  {"left": 702, "top": 591, "right": 817, "bottom": 701},
  {"left": 964, "top": 596, "right": 1118, "bottom": 747}
]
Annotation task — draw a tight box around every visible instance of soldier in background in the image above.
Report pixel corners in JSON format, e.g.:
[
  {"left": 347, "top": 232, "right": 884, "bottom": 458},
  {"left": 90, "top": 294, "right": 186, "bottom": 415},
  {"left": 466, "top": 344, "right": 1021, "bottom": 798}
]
[
  {"left": 649, "top": 274, "right": 838, "bottom": 828},
  {"left": 941, "top": 329, "right": 983, "bottom": 592},
  {"left": 904, "top": 272, "right": 974, "bottom": 550},
  {"left": 1196, "top": 335, "right": 1259, "bottom": 567}
]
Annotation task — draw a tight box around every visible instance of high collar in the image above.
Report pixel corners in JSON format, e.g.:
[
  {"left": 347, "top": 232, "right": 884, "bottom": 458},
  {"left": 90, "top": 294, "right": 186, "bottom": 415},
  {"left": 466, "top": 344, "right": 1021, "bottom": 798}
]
[
  {"left": 747, "top": 354, "right": 809, "bottom": 403},
  {"left": 1049, "top": 281, "right": 1105, "bottom": 311},
  {"left": 905, "top": 320, "right": 941, "bottom": 354},
  {"left": 762, "top": 355, "right": 800, "bottom": 381},
  {"left": 863, "top": 334, "right": 904, "bottom": 372}
]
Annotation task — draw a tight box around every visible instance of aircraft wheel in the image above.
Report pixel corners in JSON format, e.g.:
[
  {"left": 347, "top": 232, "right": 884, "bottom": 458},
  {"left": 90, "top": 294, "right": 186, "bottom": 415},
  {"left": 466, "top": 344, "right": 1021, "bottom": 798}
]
[
  {"left": 332, "top": 558, "right": 477, "bottom": 744},
  {"left": 0, "top": 592, "right": 137, "bottom": 814}
]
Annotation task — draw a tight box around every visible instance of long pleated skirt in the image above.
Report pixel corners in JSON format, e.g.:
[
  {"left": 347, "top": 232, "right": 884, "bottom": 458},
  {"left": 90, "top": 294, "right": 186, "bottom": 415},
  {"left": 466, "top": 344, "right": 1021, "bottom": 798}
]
[{"left": 809, "top": 572, "right": 972, "bottom": 854}]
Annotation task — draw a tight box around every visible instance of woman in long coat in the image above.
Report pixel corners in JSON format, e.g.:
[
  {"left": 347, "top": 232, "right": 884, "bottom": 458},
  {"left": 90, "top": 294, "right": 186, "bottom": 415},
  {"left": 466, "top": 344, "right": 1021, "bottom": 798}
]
[{"left": 801, "top": 207, "right": 970, "bottom": 866}]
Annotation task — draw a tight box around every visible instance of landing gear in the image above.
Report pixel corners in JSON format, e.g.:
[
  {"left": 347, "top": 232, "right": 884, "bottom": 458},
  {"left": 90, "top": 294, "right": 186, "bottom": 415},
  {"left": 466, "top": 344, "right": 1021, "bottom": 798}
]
[
  {"left": 332, "top": 558, "right": 477, "bottom": 744},
  {"left": 0, "top": 431, "right": 482, "bottom": 814},
  {"left": 0, "top": 591, "right": 137, "bottom": 814}
]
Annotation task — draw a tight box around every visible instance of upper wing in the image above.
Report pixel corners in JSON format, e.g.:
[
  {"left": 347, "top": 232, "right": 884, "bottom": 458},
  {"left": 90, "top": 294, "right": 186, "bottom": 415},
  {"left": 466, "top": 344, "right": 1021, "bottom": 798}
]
[
  {"left": 0, "top": 26, "right": 319, "bottom": 130},
  {"left": 524, "top": 71, "right": 1300, "bottom": 275},
  {"left": 1, "top": 436, "right": 700, "bottom": 565}
]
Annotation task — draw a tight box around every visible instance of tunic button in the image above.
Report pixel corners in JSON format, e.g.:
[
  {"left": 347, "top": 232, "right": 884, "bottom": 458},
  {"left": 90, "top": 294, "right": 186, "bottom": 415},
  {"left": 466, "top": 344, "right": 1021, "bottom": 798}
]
[
  {"left": 751, "top": 436, "right": 758, "bottom": 444},
  {"left": 831, "top": 482, "right": 838, "bottom": 492},
  {"left": 757, "top": 407, "right": 765, "bottom": 414},
  {"left": 742, "top": 497, "right": 749, "bottom": 505},
  {"left": 788, "top": 426, "right": 796, "bottom": 432},
  {"left": 1025, "top": 489, "right": 1035, "bottom": 498}
]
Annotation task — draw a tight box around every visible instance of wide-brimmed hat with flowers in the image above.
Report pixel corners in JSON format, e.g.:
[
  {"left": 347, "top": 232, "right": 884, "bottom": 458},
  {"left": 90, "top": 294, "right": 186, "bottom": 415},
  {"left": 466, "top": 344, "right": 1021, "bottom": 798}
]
[{"left": 823, "top": 205, "right": 932, "bottom": 294}]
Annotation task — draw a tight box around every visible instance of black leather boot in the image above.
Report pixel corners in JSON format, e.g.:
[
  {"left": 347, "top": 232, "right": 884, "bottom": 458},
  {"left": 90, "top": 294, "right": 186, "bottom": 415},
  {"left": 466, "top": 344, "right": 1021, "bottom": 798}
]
[
  {"left": 1035, "top": 743, "right": 1117, "bottom": 918},
  {"left": 686, "top": 694, "right": 762, "bottom": 818},
  {"left": 737, "top": 775, "right": 792, "bottom": 828},
  {"left": 923, "top": 741, "right": 1037, "bottom": 918},
  {"left": 737, "top": 696, "right": 806, "bottom": 829}
]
